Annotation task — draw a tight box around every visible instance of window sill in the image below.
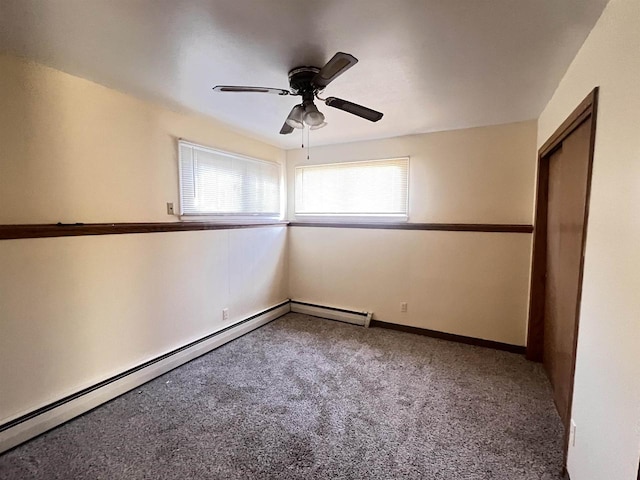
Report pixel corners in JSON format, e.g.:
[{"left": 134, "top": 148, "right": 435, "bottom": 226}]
[
  {"left": 292, "top": 215, "right": 408, "bottom": 224},
  {"left": 179, "top": 215, "right": 284, "bottom": 224}
]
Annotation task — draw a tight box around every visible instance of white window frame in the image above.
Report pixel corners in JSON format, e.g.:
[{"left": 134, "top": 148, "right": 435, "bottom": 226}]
[
  {"left": 294, "top": 157, "right": 410, "bottom": 222},
  {"left": 178, "top": 140, "right": 283, "bottom": 222}
]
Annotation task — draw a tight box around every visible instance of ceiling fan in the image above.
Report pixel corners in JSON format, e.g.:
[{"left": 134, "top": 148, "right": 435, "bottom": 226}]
[{"left": 212, "top": 52, "right": 383, "bottom": 135}]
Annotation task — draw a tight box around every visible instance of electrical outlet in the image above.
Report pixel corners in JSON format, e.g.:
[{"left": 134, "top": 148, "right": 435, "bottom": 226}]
[
  {"left": 222, "top": 308, "right": 229, "bottom": 322},
  {"left": 167, "top": 202, "right": 175, "bottom": 215},
  {"left": 570, "top": 419, "right": 577, "bottom": 447},
  {"left": 400, "top": 302, "right": 408, "bottom": 313}
]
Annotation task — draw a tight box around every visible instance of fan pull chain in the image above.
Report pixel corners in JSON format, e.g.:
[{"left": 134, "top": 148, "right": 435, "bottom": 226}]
[
  {"left": 307, "top": 127, "right": 310, "bottom": 160},
  {"left": 301, "top": 126, "right": 304, "bottom": 148}
]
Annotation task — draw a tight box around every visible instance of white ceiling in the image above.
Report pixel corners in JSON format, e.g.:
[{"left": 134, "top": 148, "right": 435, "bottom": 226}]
[{"left": 0, "top": 0, "right": 608, "bottom": 149}]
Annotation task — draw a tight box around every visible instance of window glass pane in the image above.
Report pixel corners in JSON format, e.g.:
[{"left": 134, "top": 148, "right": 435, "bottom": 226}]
[{"left": 295, "top": 158, "right": 409, "bottom": 216}]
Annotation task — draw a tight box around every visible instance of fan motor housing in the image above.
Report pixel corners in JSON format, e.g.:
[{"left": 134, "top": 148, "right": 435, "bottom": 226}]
[{"left": 288, "top": 66, "right": 321, "bottom": 95}]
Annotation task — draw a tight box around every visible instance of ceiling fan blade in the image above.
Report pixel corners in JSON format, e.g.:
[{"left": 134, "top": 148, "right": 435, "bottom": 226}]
[
  {"left": 325, "top": 97, "right": 383, "bottom": 122},
  {"left": 312, "top": 52, "right": 358, "bottom": 88},
  {"left": 279, "top": 122, "right": 294, "bottom": 135},
  {"left": 212, "top": 85, "right": 290, "bottom": 95}
]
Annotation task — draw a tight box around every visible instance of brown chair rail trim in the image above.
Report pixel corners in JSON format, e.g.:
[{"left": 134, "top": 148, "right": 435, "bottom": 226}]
[
  {"left": 0, "top": 221, "right": 289, "bottom": 240},
  {"left": 289, "top": 222, "right": 533, "bottom": 233},
  {"left": 370, "top": 320, "right": 526, "bottom": 354},
  {"left": 1, "top": 220, "right": 533, "bottom": 240}
]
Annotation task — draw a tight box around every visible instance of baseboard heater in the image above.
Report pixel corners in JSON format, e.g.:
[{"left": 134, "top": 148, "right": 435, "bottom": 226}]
[
  {"left": 0, "top": 300, "right": 291, "bottom": 454},
  {"left": 290, "top": 300, "right": 372, "bottom": 327}
]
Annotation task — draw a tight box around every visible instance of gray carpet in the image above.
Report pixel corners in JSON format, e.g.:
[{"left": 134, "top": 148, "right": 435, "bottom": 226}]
[{"left": 0, "top": 313, "right": 564, "bottom": 479}]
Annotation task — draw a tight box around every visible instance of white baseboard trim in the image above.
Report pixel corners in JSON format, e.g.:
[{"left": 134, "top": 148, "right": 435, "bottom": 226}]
[
  {"left": 0, "top": 300, "right": 291, "bottom": 454},
  {"left": 290, "top": 300, "right": 371, "bottom": 327}
]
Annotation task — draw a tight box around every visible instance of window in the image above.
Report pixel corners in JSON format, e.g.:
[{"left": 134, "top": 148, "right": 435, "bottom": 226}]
[
  {"left": 178, "top": 140, "right": 281, "bottom": 219},
  {"left": 294, "top": 157, "right": 409, "bottom": 219}
]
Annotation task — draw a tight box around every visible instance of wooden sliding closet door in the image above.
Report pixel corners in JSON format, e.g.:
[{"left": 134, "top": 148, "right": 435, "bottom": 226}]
[
  {"left": 543, "top": 117, "right": 592, "bottom": 425},
  {"left": 527, "top": 88, "right": 598, "bottom": 468}
]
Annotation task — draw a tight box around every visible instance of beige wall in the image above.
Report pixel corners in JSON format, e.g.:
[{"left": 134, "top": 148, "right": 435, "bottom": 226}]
[
  {"left": 286, "top": 122, "right": 537, "bottom": 345},
  {"left": 0, "top": 54, "right": 284, "bottom": 225},
  {"left": 0, "top": 228, "right": 287, "bottom": 423},
  {"left": 0, "top": 55, "right": 288, "bottom": 424},
  {"left": 287, "top": 121, "right": 537, "bottom": 223},
  {"left": 289, "top": 227, "right": 531, "bottom": 345},
  {"left": 537, "top": 0, "right": 640, "bottom": 478}
]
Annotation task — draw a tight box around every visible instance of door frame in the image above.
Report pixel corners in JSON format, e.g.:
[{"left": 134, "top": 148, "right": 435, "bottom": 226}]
[{"left": 526, "top": 87, "right": 599, "bottom": 464}]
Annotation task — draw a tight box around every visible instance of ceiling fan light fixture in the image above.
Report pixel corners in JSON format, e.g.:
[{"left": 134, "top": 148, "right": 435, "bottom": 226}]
[
  {"left": 310, "top": 121, "right": 328, "bottom": 130},
  {"left": 303, "top": 103, "right": 325, "bottom": 127},
  {"left": 285, "top": 105, "right": 305, "bottom": 129}
]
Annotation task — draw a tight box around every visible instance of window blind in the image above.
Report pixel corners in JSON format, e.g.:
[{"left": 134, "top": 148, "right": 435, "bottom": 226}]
[
  {"left": 179, "top": 141, "right": 280, "bottom": 217},
  {"left": 294, "top": 157, "right": 409, "bottom": 217}
]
